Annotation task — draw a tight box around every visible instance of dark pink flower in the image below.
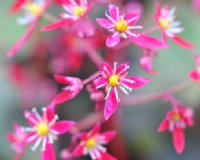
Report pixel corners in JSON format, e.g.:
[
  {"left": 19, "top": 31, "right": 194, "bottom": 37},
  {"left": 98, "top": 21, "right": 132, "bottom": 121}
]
[
  {"left": 94, "top": 62, "right": 151, "bottom": 120},
  {"left": 96, "top": 4, "right": 167, "bottom": 49},
  {"left": 154, "top": 1, "right": 194, "bottom": 49},
  {"left": 158, "top": 105, "right": 194, "bottom": 154},
  {"left": 52, "top": 75, "right": 83, "bottom": 105},
  {"left": 7, "top": 123, "right": 27, "bottom": 160},
  {"left": 24, "top": 106, "right": 75, "bottom": 160},
  {"left": 189, "top": 53, "right": 200, "bottom": 81},
  {"left": 73, "top": 123, "right": 117, "bottom": 160}
]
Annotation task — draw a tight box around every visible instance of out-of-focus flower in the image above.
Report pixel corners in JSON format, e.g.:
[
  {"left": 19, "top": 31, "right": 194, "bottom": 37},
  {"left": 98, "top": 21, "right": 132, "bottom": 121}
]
[
  {"left": 189, "top": 53, "right": 200, "bottom": 81},
  {"left": 140, "top": 49, "right": 159, "bottom": 75},
  {"left": 73, "top": 123, "right": 116, "bottom": 160},
  {"left": 193, "top": 0, "right": 200, "bottom": 13},
  {"left": 154, "top": 1, "right": 194, "bottom": 49},
  {"left": 158, "top": 98, "right": 194, "bottom": 154},
  {"left": 96, "top": 4, "right": 167, "bottom": 49},
  {"left": 94, "top": 62, "right": 151, "bottom": 120},
  {"left": 24, "top": 106, "right": 75, "bottom": 160},
  {"left": 42, "top": 0, "right": 93, "bottom": 31},
  {"left": 7, "top": 123, "right": 27, "bottom": 160},
  {"left": 52, "top": 75, "right": 83, "bottom": 105},
  {"left": 87, "top": 83, "right": 104, "bottom": 111}
]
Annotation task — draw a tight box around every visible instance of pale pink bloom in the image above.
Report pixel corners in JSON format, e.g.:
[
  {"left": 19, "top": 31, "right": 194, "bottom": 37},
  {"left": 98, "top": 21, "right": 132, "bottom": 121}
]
[
  {"left": 52, "top": 75, "right": 83, "bottom": 105},
  {"left": 158, "top": 104, "right": 194, "bottom": 154},
  {"left": 154, "top": 1, "right": 194, "bottom": 49},
  {"left": 7, "top": 123, "right": 27, "bottom": 160},
  {"left": 189, "top": 53, "right": 200, "bottom": 81},
  {"left": 73, "top": 123, "right": 116, "bottom": 160},
  {"left": 94, "top": 62, "right": 151, "bottom": 120},
  {"left": 24, "top": 106, "right": 75, "bottom": 160},
  {"left": 96, "top": 4, "right": 167, "bottom": 48}
]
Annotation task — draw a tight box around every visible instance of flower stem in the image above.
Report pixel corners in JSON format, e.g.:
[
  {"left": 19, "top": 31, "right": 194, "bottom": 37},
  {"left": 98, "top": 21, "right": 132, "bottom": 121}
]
[{"left": 83, "top": 71, "right": 101, "bottom": 85}]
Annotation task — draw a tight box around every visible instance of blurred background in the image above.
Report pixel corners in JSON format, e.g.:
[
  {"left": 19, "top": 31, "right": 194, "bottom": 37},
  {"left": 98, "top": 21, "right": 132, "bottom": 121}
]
[{"left": 1, "top": 0, "right": 200, "bottom": 159}]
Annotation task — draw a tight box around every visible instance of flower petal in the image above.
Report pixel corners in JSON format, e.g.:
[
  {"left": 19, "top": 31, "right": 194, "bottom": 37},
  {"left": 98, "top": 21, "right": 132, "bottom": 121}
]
[
  {"left": 158, "top": 119, "right": 169, "bottom": 132},
  {"left": 172, "top": 35, "right": 194, "bottom": 49},
  {"left": 116, "top": 63, "right": 129, "bottom": 76},
  {"left": 140, "top": 56, "right": 159, "bottom": 75},
  {"left": 10, "top": 0, "right": 26, "bottom": 13},
  {"left": 24, "top": 111, "right": 40, "bottom": 126},
  {"left": 106, "top": 32, "right": 121, "bottom": 48},
  {"left": 42, "top": 143, "right": 55, "bottom": 160},
  {"left": 72, "top": 144, "right": 85, "bottom": 157},
  {"left": 101, "top": 131, "right": 116, "bottom": 143},
  {"left": 52, "top": 91, "right": 74, "bottom": 105},
  {"left": 51, "top": 121, "right": 75, "bottom": 134},
  {"left": 108, "top": 4, "right": 119, "bottom": 20},
  {"left": 88, "top": 123, "right": 101, "bottom": 137},
  {"left": 125, "top": 10, "right": 140, "bottom": 25},
  {"left": 130, "top": 34, "right": 168, "bottom": 49},
  {"left": 94, "top": 77, "right": 108, "bottom": 89},
  {"left": 41, "top": 19, "right": 73, "bottom": 31},
  {"left": 189, "top": 70, "right": 200, "bottom": 81},
  {"left": 97, "top": 152, "right": 117, "bottom": 160},
  {"left": 173, "top": 128, "right": 185, "bottom": 154},
  {"left": 96, "top": 18, "right": 114, "bottom": 29},
  {"left": 45, "top": 105, "right": 55, "bottom": 122},
  {"left": 104, "top": 88, "right": 118, "bottom": 120},
  {"left": 100, "top": 63, "right": 113, "bottom": 77}
]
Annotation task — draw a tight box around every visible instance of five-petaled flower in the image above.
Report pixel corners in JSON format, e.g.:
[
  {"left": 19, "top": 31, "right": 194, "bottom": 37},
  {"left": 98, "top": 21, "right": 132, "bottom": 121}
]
[
  {"left": 158, "top": 104, "right": 194, "bottom": 154},
  {"left": 73, "top": 123, "right": 117, "bottom": 160},
  {"left": 24, "top": 106, "right": 75, "bottom": 160},
  {"left": 7, "top": 122, "right": 27, "bottom": 160},
  {"left": 96, "top": 4, "right": 167, "bottom": 49},
  {"left": 94, "top": 62, "right": 151, "bottom": 120},
  {"left": 52, "top": 75, "right": 83, "bottom": 105},
  {"left": 154, "top": 1, "right": 194, "bottom": 49}
]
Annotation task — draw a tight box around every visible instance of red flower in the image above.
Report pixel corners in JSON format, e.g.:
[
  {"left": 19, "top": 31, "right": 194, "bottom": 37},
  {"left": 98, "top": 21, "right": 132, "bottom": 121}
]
[
  {"left": 154, "top": 1, "right": 194, "bottom": 49},
  {"left": 24, "top": 106, "right": 75, "bottom": 160},
  {"left": 94, "top": 62, "right": 150, "bottom": 120},
  {"left": 52, "top": 75, "right": 83, "bottom": 105},
  {"left": 73, "top": 123, "right": 117, "bottom": 160},
  {"left": 158, "top": 104, "right": 194, "bottom": 154}
]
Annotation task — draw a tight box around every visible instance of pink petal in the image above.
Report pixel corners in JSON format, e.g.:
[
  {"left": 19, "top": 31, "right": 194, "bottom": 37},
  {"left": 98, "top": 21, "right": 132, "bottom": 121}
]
[
  {"left": 130, "top": 34, "right": 168, "bottom": 49},
  {"left": 104, "top": 88, "right": 118, "bottom": 120},
  {"left": 140, "top": 56, "right": 159, "bottom": 75},
  {"left": 88, "top": 123, "right": 101, "bottom": 137},
  {"left": 125, "top": 10, "right": 140, "bottom": 25},
  {"left": 106, "top": 32, "right": 121, "bottom": 48},
  {"left": 94, "top": 77, "right": 108, "bottom": 89},
  {"left": 26, "top": 132, "right": 38, "bottom": 143},
  {"left": 172, "top": 35, "right": 194, "bottom": 49},
  {"left": 96, "top": 18, "right": 114, "bottom": 29},
  {"left": 42, "top": 143, "right": 55, "bottom": 160},
  {"left": 7, "top": 21, "right": 38, "bottom": 58},
  {"left": 10, "top": 0, "right": 27, "bottom": 13},
  {"left": 41, "top": 19, "right": 73, "bottom": 31},
  {"left": 7, "top": 133, "right": 16, "bottom": 142},
  {"left": 52, "top": 91, "right": 74, "bottom": 105},
  {"left": 100, "top": 63, "right": 113, "bottom": 76},
  {"left": 116, "top": 63, "right": 129, "bottom": 76},
  {"left": 101, "top": 131, "right": 116, "bottom": 143},
  {"left": 189, "top": 70, "right": 200, "bottom": 81},
  {"left": 108, "top": 4, "right": 119, "bottom": 20},
  {"left": 173, "top": 128, "right": 185, "bottom": 154},
  {"left": 120, "top": 76, "right": 151, "bottom": 88},
  {"left": 51, "top": 121, "right": 75, "bottom": 134},
  {"left": 158, "top": 119, "right": 169, "bottom": 132},
  {"left": 24, "top": 111, "right": 39, "bottom": 126},
  {"left": 72, "top": 144, "right": 85, "bottom": 157},
  {"left": 44, "top": 106, "right": 55, "bottom": 122},
  {"left": 154, "top": 0, "right": 161, "bottom": 21},
  {"left": 97, "top": 152, "right": 117, "bottom": 160},
  {"left": 54, "top": 75, "right": 69, "bottom": 85}
]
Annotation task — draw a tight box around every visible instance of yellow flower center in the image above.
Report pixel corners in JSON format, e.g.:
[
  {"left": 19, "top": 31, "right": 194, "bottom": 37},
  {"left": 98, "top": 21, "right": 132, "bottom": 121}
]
[
  {"left": 115, "top": 19, "right": 128, "bottom": 32},
  {"left": 159, "top": 18, "right": 170, "bottom": 29},
  {"left": 173, "top": 113, "right": 181, "bottom": 121},
  {"left": 109, "top": 74, "right": 119, "bottom": 87},
  {"left": 74, "top": 6, "right": 85, "bottom": 17},
  {"left": 36, "top": 122, "right": 49, "bottom": 136},
  {"left": 86, "top": 137, "right": 96, "bottom": 148},
  {"left": 26, "top": 3, "right": 44, "bottom": 16}
]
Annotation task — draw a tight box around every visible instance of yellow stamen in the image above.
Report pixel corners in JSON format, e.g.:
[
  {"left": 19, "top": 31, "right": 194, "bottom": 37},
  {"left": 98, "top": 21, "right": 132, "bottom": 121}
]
[
  {"left": 115, "top": 19, "right": 128, "bottom": 32},
  {"left": 159, "top": 18, "right": 170, "bottom": 29},
  {"left": 173, "top": 113, "right": 181, "bottom": 121},
  {"left": 86, "top": 137, "right": 96, "bottom": 148},
  {"left": 109, "top": 74, "right": 119, "bottom": 87},
  {"left": 26, "top": 3, "right": 44, "bottom": 16},
  {"left": 74, "top": 6, "right": 85, "bottom": 17},
  {"left": 36, "top": 122, "right": 49, "bottom": 136}
]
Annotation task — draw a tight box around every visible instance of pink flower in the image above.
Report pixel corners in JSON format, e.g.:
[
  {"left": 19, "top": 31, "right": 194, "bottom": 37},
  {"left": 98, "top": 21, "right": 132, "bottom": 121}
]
[
  {"left": 7, "top": 123, "right": 27, "bottom": 160},
  {"left": 94, "top": 62, "right": 151, "bottom": 120},
  {"left": 24, "top": 106, "right": 75, "bottom": 160},
  {"left": 193, "top": 0, "right": 200, "bottom": 13},
  {"left": 73, "top": 123, "right": 117, "bottom": 160},
  {"left": 154, "top": 1, "right": 194, "bottom": 49},
  {"left": 42, "top": 0, "right": 93, "bottom": 31},
  {"left": 52, "top": 75, "right": 83, "bottom": 105},
  {"left": 158, "top": 105, "right": 194, "bottom": 154},
  {"left": 96, "top": 4, "right": 167, "bottom": 48},
  {"left": 189, "top": 53, "right": 200, "bottom": 81}
]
